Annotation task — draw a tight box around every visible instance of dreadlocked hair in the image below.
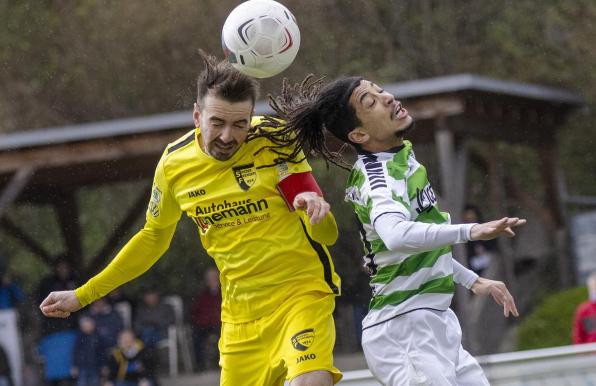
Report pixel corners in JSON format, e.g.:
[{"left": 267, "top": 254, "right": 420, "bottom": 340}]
[{"left": 249, "top": 75, "right": 355, "bottom": 170}]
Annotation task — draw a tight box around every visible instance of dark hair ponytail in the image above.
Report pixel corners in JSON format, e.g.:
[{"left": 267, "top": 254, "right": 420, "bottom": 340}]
[{"left": 250, "top": 75, "right": 362, "bottom": 170}]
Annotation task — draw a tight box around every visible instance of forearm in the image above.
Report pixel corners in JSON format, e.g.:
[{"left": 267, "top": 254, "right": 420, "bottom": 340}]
[
  {"left": 375, "top": 212, "right": 475, "bottom": 254},
  {"left": 75, "top": 223, "right": 176, "bottom": 306},
  {"left": 452, "top": 259, "right": 479, "bottom": 289}
]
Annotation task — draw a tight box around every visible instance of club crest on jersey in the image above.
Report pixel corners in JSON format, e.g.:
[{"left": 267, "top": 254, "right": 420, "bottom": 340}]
[
  {"left": 291, "top": 328, "right": 315, "bottom": 351},
  {"left": 232, "top": 163, "right": 257, "bottom": 191},
  {"left": 149, "top": 185, "right": 162, "bottom": 217}
]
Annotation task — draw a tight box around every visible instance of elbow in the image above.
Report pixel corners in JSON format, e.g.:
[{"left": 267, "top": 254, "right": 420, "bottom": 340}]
[
  {"left": 382, "top": 237, "right": 427, "bottom": 254},
  {"left": 384, "top": 239, "right": 409, "bottom": 253}
]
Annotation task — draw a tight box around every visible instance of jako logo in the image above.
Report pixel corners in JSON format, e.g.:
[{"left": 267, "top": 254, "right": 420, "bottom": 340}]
[
  {"left": 296, "top": 353, "right": 316, "bottom": 364},
  {"left": 188, "top": 189, "right": 206, "bottom": 198}
]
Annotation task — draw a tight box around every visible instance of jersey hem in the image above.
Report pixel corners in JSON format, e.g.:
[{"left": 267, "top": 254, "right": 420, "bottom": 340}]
[{"left": 362, "top": 306, "right": 449, "bottom": 331}]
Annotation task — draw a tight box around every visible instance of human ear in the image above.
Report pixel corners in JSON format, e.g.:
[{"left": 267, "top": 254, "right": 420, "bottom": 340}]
[
  {"left": 347, "top": 128, "right": 369, "bottom": 145},
  {"left": 193, "top": 103, "right": 201, "bottom": 127}
]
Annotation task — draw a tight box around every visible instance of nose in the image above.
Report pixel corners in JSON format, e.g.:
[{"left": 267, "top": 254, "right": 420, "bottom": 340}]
[
  {"left": 218, "top": 126, "right": 234, "bottom": 143},
  {"left": 382, "top": 92, "right": 394, "bottom": 105}
]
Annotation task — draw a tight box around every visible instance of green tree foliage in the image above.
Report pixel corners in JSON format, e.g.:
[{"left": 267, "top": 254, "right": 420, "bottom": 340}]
[
  {"left": 517, "top": 286, "right": 588, "bottom": 350},
  {"left": 1, "top": 0, "right": 595, "bottom": 298}
]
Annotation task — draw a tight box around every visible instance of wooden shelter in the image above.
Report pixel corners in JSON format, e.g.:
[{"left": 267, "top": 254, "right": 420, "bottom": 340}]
[{"left": 0, "top": 74, "right": 584, "bottom": 285}]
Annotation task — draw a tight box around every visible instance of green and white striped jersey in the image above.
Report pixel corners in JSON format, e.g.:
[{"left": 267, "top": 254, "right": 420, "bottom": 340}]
[{"left": 345, "top": 140, "right": 460, "bottom": 329}]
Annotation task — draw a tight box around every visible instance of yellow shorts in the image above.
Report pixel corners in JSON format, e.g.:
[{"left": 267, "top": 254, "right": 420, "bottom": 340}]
[{"left": 219, "top": 291, "right": 342, "bottom": 386}]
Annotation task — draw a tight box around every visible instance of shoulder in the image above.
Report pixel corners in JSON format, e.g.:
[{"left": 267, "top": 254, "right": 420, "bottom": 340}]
[
  {"left": 247, "top": 115, "right": 304, "bottom": 167},
  {"left": 158, "top": 129, "right": 198, "bottom": 178},
  {"left": 357, "top": 152, "right": 390, "bottom": 177},
  {"left": 165, "top": 129, "right": 196, "bottom": 157},
  {"left": 251, "top": 115, "right": 286, "bottom": 132},
  {"left": 247, "top": 115, "right": 289, "bottom": 148}
]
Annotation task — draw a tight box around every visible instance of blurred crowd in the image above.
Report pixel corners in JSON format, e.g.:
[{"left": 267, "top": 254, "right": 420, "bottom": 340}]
[{"left": 0, "top": 260, "right": 223, "bottom": 386}]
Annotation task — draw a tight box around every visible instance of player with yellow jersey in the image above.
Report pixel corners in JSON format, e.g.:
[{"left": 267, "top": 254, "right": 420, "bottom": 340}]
[{"left": 40, "top": 53, "right": 342, "bottom": 386}]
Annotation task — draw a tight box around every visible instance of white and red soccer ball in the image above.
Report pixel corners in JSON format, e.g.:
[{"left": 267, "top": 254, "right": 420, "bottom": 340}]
[{"left": 222, "top": 0, "right": 300, "bottom": 78}]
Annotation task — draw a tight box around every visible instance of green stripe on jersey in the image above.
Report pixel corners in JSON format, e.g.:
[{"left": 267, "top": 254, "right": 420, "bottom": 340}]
[
  {"left": 369, "top": 274, "right": 455, "bottom": 310},
  {"left": 370, "top": 238, "right": 389, "bottom": 254},
  {"left": 347, "top": 168, "right": 366, "bottom": 190},
  {"left": 386, "top": 143, "right": 411, "bottom": 180},
  {"left": 352, "top": 197, "right": 373, "bottom": 225},
  {"left": 387, "top": 160, "right": 405, "bottom": 180},
  {"left": 392, "top": 192, "right": 411, "bottom": 211},
  {"left": 407, "top": 165, "right": 429, "bottom": 200},
  {"left": 371, "top": 246, "right": 451, "bottom": 284},
  {"left": 416, "top": 208, "right": 449, "bottom": 224}
]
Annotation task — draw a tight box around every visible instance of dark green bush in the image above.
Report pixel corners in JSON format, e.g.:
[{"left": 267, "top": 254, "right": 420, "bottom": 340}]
[{"left": 517, "top": 286, "right": 588, "bottom": 350}]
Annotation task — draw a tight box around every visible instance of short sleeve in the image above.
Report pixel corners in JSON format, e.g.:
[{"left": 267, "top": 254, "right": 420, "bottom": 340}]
[
  {"left": 145, "top": 153, "right": 182, "bottom": 228},
  {"left": 271, "top": 148, "right": 312, "bottom": 184}
]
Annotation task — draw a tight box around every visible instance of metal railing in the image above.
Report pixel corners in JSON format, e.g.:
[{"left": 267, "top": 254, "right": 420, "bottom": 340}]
[{"left": 337, "top": 342, "right": 596, "bottom": 385}]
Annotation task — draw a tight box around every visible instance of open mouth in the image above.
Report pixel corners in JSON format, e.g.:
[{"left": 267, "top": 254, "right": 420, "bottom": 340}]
[{"left": 392, "top": 103, "right": 408, "bottom": 120}]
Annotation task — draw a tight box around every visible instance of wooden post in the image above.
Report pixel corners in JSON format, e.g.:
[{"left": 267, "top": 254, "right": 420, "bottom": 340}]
[
  {"left": 54, "top": 189, "right": 83, "bottom": 271},
  {"left": 85, "top": 183, "right": 151, "bottom": 277},
  {"left": 0, "top": 167, "right": 34, "bottom": 220},
  {"left": 434, "top": 120, "right": 471, "bottom": 344},
  {"left": 485, "top": 144, "right": 516, "bottom": 290},
  {"left": 537, "top": 142, "right": 573, "bottom": 287}
]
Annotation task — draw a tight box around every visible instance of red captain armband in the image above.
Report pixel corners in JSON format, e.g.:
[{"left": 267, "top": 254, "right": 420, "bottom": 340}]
[{"left": 277, "top": 172, "right": 323, "bottom": 210}]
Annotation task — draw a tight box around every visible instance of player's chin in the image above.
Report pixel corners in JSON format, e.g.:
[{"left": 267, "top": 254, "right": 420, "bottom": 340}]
[
  {"left": 210, "top": 148, "right": 237, "bottom": 161},
  {"left": 395, "top": 116, "right": 413, "bottom": 130}
]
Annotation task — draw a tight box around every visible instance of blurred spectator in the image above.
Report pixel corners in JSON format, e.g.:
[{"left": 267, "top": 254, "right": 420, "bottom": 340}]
[
  {"left": 0, "top": 268, "right": 25, "bottom": 386},
  {"left": 573, "top": 272, "right": 596, "bottom": 344},
  {"left": 134, "top": 289, "right": 173, "bottom": 380},
  {"left": 463, "top": 205, "right": 497, "bottom": 276},
  {"left": 189, "top": 268, "right": 221, "bottom": 371},
  {"left": 105, "top": 330, "right": 152, "bottom": 386},
  {"left": 0, "top": 345, "right": 12, "bottom": 386},
  {"left": 37, "top": 330, "right": 77, "bottom": 386},
  {"left": 0, "top": 271, "right": 25, "bottom": 310},
  {"left": 37, "top": 258, "right": 80, "bottom": 334},
  {"left": 134, "top": 289, "right": 174, "bottom": 348},
  {"left": 107, "top": 289, "right": 135, "bottom": 329},
  {"left": 88, "top": 298, "right": 123, "bottom": 364},
  {"left": 71, "top": 316, "right": 103, "bottom": 386}
]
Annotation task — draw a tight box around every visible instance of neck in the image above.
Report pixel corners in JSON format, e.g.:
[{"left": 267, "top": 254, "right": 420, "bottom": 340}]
[{"left": 362, "top": 137, "right": 404, "bottom": 153}]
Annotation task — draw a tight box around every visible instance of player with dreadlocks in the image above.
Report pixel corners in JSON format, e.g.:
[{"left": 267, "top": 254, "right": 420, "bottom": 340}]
[{"left": 260, "top": 75, "right": 526, "bottom": 385}]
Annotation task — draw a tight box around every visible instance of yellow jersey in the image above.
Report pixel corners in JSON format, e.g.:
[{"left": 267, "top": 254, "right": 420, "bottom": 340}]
[{"left": 76, "top": 117, "right": 340, "bottom": 323}]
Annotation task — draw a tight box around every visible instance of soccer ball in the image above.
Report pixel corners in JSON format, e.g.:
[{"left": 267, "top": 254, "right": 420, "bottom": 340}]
[{"left": 221, "top": 0, "right": 300, "bottom": 78}]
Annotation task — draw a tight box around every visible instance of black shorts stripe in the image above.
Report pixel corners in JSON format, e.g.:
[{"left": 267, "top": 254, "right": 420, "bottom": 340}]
[
  {"left": 167, "top": 132, "right": 195, "bottom": 154},
  {"left": 299, "top": 219, "right": 339, "bottom": 294}
]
